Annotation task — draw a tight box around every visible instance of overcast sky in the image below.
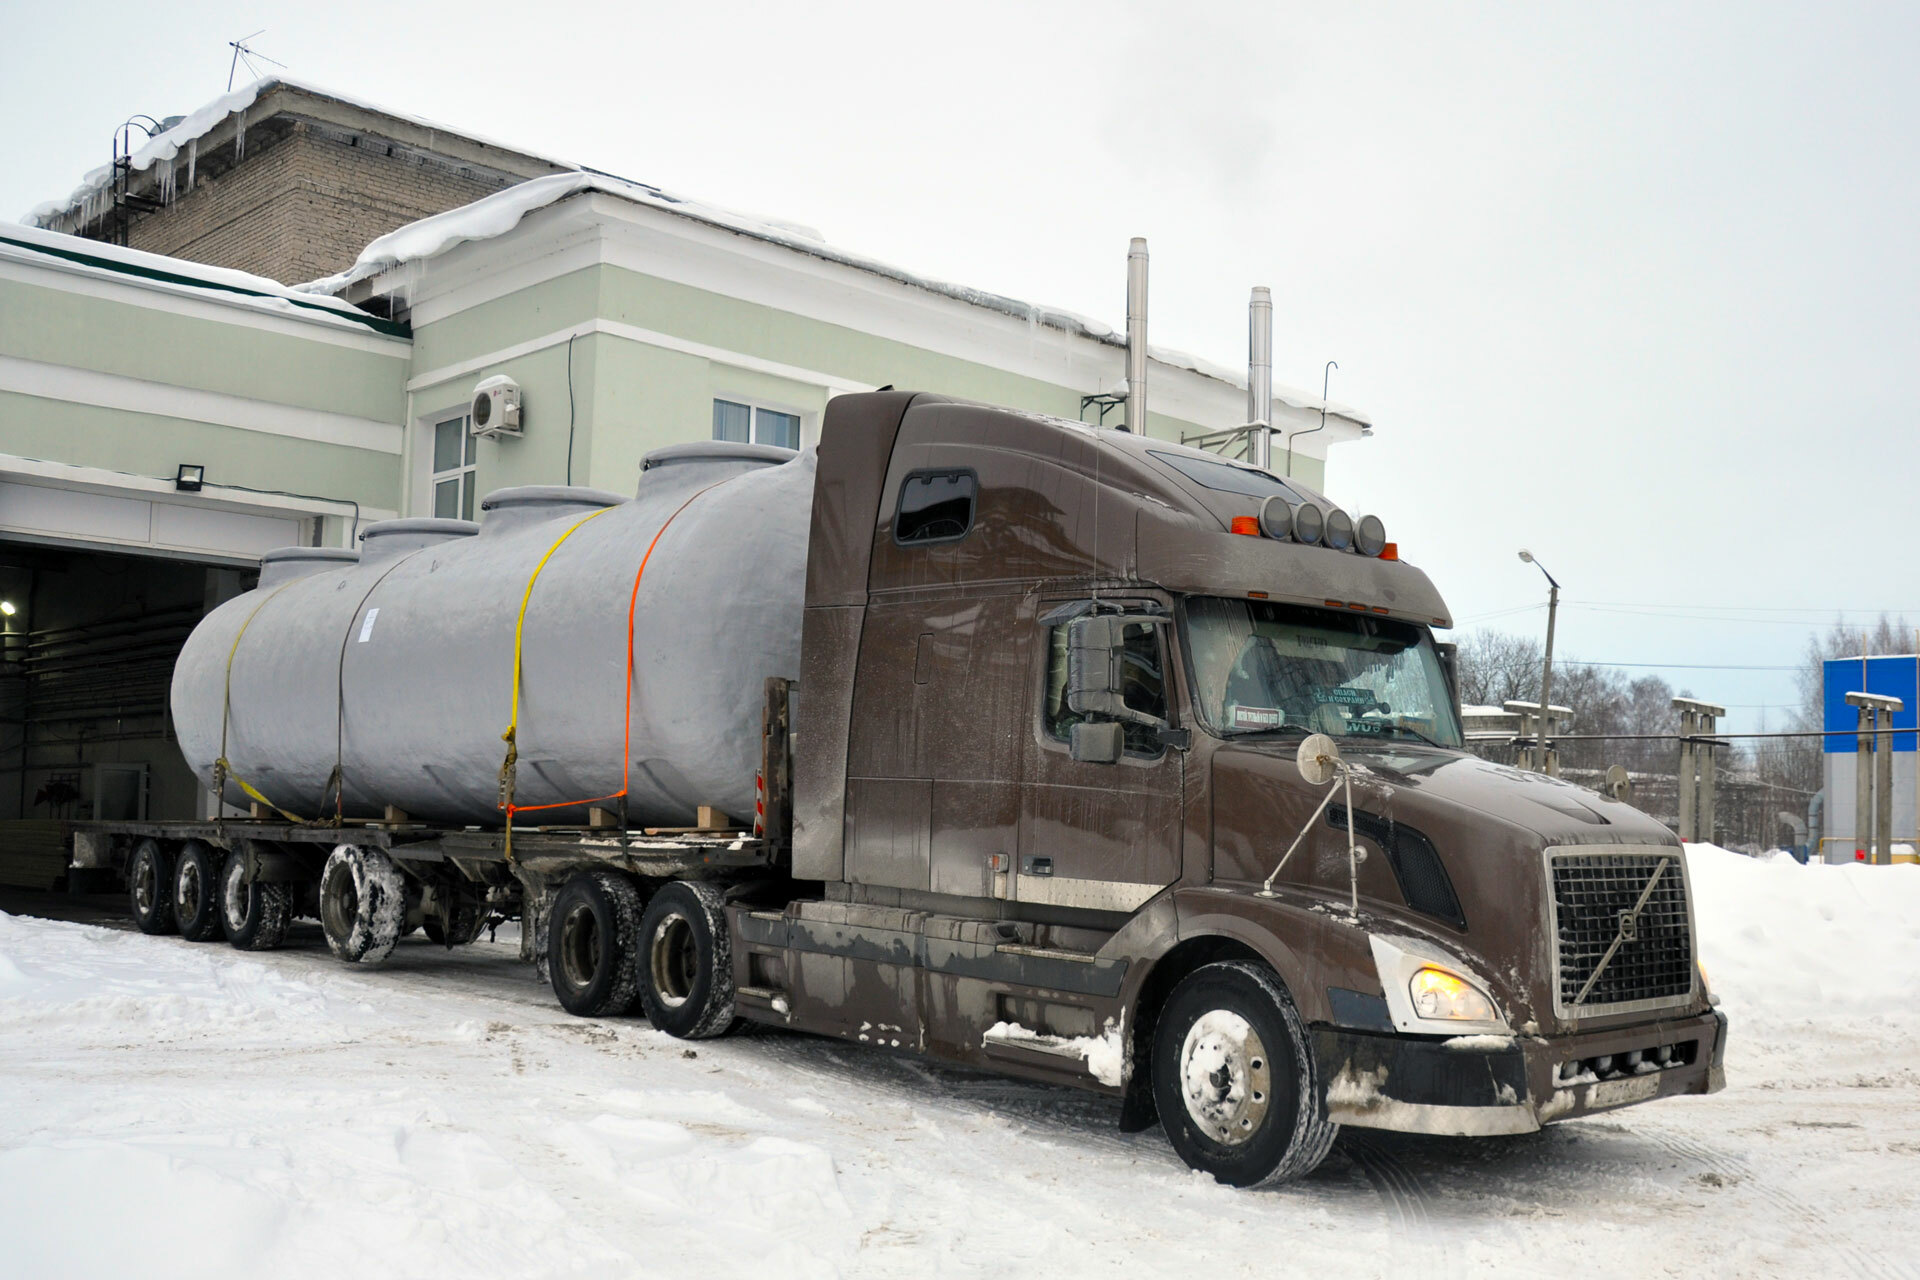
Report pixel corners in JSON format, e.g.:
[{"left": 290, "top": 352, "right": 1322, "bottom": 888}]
[{"left": 5, "top": 1, "right": 1916, "bottom": 733}]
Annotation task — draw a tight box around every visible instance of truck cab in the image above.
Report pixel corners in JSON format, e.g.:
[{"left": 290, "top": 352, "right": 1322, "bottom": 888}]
[{"left": 721, "top": 391, "right": 1727, "bottom": 1186}]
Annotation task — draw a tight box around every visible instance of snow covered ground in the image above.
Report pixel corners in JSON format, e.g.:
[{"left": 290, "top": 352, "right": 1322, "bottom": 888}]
[{"left": 1, "top": 846, "right": 1915, "bottom": 1279}]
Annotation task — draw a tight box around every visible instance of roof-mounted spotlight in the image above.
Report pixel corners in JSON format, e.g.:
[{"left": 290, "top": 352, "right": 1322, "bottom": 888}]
[
  {"left": 1355, "top": 514, "right": 1387, "bottom": 557},
  {"left": 1294, "top": 503, "right": 1326, "bottom": 546},
  {"left": 1325, "top": 509, "right": 1355, "bottom": 551},
  {"left": 1258, "top": 495, "right": 1293, "bottom": 541}
]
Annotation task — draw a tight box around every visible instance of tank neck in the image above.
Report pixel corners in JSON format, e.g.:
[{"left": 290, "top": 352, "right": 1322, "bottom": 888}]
[
  {"left": 257, "top": 547, "right": 359, "bottom": 589},
  {"left": 478, "top": 485, "right": 626, "bottom": 537}
]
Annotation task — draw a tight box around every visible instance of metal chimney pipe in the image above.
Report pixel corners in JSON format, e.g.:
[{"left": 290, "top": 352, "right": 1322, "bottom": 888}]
[
  {"left": 1247, "top": 285, "right": 1273, "bottom": 469},
  {"left": 1124, "top": 238, "right": 1149, "bottom": 434}
]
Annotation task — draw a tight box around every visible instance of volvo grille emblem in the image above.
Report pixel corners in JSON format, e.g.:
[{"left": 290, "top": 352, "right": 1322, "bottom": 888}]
[{"left": 1617, "top": 909, "right": 1639, "bottom": 943}]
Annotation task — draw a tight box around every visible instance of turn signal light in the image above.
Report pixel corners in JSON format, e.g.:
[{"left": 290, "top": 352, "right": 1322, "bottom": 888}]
[
  {"left": 1230, "top": 516, "right": 1260, "bottom": 536},
  {"left": 1410, "top": 966, "right": 1497, "bottom": 1022}
]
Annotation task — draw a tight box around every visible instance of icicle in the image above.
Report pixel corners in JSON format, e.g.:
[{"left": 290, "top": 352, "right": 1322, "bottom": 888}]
[
  {"left": 186, "top": 138, "right": 197, "bottom": 193},
  {"left": 158, "top": 156, "right": 175, "bottom": 205},
  {"left": 234, "top": 106, "right": 247, "bottom": 162}
]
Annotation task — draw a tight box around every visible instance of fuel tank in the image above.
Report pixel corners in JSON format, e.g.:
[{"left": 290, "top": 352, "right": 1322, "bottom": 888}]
[{"left": 170, "top": 441, "right": 811, "bottom": 827}]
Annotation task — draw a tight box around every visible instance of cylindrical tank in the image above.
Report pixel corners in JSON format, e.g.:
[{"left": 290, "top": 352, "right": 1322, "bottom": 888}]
[{"left": 171, "top": 441, "right": 812, "bottom": 827}]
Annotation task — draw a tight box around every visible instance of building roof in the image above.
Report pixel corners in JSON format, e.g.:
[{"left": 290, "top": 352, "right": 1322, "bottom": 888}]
[
  {"left": 23, "top": 76, "right": 573, "bottom": 236},
  {"left": 304, "top": 172, "right": 1369, "bottom": 425},
  {"left": 0, "top": 220, "right": 408, "bottom": 338}
]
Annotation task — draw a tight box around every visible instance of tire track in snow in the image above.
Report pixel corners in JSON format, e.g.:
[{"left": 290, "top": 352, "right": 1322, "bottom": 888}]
[
  {"left": 1340, "top": 1131, "right": 1460, "bottom": 1275},
  {"left": 1636, "top": 1124, "right": 1914, "bottom": 1280}
]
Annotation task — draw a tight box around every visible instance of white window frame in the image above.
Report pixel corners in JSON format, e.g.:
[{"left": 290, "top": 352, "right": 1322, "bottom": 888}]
[
  {"left": 424, "top": 410, "right": 479, "bottom": 521},
  {"left": 712, "top": 396, "right": 808, "bottom": 450}
]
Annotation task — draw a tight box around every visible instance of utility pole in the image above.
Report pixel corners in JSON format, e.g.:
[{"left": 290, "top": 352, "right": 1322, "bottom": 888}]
[{"left": 1518, "top": 550, "right": 1560, "bottom": 772}]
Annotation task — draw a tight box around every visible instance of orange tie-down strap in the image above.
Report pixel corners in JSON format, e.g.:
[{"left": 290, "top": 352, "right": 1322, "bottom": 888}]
[{"left": 498, "top": 478, "right": 737, "bottom": 857}]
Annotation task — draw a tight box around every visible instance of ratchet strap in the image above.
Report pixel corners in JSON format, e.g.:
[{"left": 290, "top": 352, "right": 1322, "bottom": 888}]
[
  {"left": 496, "top": 479, "right": 735, "bottom": 860},
  {"left": 213, "top": 582, "right": 308, "bottom": 824}
]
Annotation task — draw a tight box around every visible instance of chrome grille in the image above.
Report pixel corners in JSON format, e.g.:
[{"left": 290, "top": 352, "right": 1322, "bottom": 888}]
[{"left": 1549, "top": 850, "right": 1693, "bottom": 1017}]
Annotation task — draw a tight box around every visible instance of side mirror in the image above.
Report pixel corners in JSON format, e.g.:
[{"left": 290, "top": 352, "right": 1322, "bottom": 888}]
[
  {"left": 1066, "top": 615, "right": 1126, "bottom": 717},
  {"left": 1070, "top": 720, "right": 1125, "bottom": 764},
  {"left": 1434, "top": 640, "right": 1462, "bottom": 725}
]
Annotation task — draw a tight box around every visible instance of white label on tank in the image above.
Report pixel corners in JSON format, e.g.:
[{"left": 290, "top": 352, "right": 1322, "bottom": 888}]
[{"left": 357, "top": 608, "right": 380, "bottom": 643}]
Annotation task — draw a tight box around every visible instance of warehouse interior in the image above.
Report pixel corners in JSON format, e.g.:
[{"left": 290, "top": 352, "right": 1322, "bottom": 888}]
[{"left": 0, "top": 541, "right": 246, "bottom": 888}]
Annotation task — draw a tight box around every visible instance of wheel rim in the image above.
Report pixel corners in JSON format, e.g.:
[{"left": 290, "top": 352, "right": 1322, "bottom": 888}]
[
  {"left": 132, "top": 853, "right": 157, "bottom": 916},
  {"left": 649, "top": 912, "right": 697, "bottom": 1009},
  {"left": 223, "top": 859, "right": 250, "bottom": 929},
  {"left": 558, "top": 904, "right": 602, "bottom": 992},
  {"left": 320, "top": 862, "right": 359, "bottom": 943},
  {"left": 178, "top": 861, "right": 204, "bottom": 921},
  {"left": 1179, "top": 1010, "right": 1273, "bottom": 1147}
]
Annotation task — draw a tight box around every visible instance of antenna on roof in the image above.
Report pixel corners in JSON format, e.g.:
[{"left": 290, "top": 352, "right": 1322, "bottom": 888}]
[{"left": 227, "top": 31, "right": 286, "bottom": 91}]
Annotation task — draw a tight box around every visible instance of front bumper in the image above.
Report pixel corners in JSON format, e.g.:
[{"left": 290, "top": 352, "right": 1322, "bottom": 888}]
[{"left": 1315, "top": 1008, "right": 1727, "bottom": 1137}]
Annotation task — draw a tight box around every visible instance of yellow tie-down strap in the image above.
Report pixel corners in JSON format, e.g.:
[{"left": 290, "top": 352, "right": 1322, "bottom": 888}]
[{"left": 214, "top": 581, "right": 309, "bottom": 823}]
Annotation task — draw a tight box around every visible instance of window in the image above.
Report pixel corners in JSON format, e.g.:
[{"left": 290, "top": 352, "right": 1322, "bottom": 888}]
[
  {"left": 432, "top": 414, "right": 478, "bottom": 520},
  {"left": 895, "top": 470, "right": 976, "bottom": 544},
  {"left": 1044, "top": 621, "right": 1167, "bottom": 756},
  {"left": 713, "top": 398, "right": 801, "bottom": 450},
  {"left": 1183, "top": 597, "right": 1463, "bottom": 747}
]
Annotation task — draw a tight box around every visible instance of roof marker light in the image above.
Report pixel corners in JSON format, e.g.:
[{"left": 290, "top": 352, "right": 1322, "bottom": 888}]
[
  {"left": 1355, "top": 514, "right": 1387, "bottom": 557},
  {"left": 1380, "top": 543, "right": 1399, "bottom": 561},
  {"left": 1230, "top": 516, "right": 1260, "bottom": 536},
  {"left": 1325, "top": 509, "right": 1355, "bottom": 551},
  {"left": 1294, "top": 503, "right": 1325, "bottom": 546},
  {"left": 1258, "top": 495, "right": 1293, "bottom": 541}
]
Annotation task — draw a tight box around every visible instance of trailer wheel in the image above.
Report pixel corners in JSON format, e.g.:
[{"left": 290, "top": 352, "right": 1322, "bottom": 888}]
[
  {"left": 637, "top": 881, "right": 738, "bottom": 1040},
  {"left": 221, "top": 853, "right": 292, "bottom": 952},
  {"left": 172, "top": 841, "right": 226, "bottom": 942},
  {"left": 1151, "top": 960, "right": 1337, "bottom": 1188},
  {"left": 318, "top": 844, "right": 407, "bottom": 964},
  {"left": 127, "top": 838, "right": 177, "bottom": 936},
  {"left": 547, "top": 872, "right": 642, "bottom": 1016}
]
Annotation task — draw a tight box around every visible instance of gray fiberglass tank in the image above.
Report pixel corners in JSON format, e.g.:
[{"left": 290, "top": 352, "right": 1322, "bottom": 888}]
[{"left": 170, "top": 441, "right": 811, "bottom": 827}]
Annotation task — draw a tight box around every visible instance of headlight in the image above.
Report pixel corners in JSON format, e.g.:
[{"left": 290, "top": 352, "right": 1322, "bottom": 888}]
[{"left": 1410, "top": 966, "right": 1498, "bottom": 1022}]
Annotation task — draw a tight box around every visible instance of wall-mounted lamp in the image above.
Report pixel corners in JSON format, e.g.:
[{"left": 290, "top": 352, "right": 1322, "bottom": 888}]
[
  {"left": 0, "top": 601, "right": 15, "bottom": 616},
  {"left": 175, "top": 463, "right": 205, "bottom": 492}
]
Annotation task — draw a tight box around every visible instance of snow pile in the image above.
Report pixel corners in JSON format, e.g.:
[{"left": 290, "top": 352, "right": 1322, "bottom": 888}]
[
  {"left": 0, "top": 220, "right": 384, "bottom": 329},
  {"left": 983, "top": 1018, "right": 1127, "bottom": 1087},
  {"left": 1686, "top": 842, "right": 1920, "bottom": 1083}
]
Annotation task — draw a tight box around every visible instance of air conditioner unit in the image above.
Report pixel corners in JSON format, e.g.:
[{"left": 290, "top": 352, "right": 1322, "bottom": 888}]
[{"left": 470, "top": 375, "right": 522, "bottom": 438}]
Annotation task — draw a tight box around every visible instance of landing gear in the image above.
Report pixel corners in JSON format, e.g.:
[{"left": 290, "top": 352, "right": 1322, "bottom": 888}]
[
  {"left": 547, "top": 872, "right": 642, "bottom": 1016},
  {"left": 637, "top": 881, "right": 738, "bottom": 1040},
  {"left": 318, "top": 844, "right": 407, "bottom": 964},
  {"left": 1152, "top": 960, "right": 1337, "bottom": 1187},
  {"left": 127, "top": 838, "right": 177, "bottom": 936},
  {"left": 173, "top": 840, "right": 226, "bottom": 942}
]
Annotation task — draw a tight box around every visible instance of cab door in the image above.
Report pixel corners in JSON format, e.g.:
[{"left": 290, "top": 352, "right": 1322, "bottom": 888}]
[{"left": 1016, "top": 597, "right": 1184, "bottom": 912}]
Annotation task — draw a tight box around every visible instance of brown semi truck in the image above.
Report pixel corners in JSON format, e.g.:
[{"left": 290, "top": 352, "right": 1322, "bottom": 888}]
[{"left": 90, "top": 389, "right": 1726, "bottom": 1188}]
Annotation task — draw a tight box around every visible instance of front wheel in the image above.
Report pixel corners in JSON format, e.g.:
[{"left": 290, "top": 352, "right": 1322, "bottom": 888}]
[
  {"left": 1151, "top": 960, "right": 1337, "bottom": 1187},
  {"left": 637, "top": 881, "right": 738, "bottom": 1040}
]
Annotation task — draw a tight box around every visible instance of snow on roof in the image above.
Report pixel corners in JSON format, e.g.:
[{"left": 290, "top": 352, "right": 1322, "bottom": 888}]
[
  {"left": 22, "top": 75, "right": 576, "bottom": 231},
  {"left": 0, "top": 220, "right": 407, "bottom": 337},
  {"left": 298, "top": 171, "right": 1368, "bottom": 421}
]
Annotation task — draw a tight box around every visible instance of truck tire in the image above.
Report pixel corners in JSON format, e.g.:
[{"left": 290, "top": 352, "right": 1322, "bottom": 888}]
[
  {"left": 318, "top": 844, "right": 407, "bottom": 964},
  {"left": 127, "top": 838, "right": 177, "bottom": 935},
  {"left": 637, "top": 880, "right": 739, "bottom": 1040},
  {"left": 547, "top": 872, "right": 642, "bottom": 1016},
  {"left": 221, "top": 852, "right": 292, "bottom": 952},
  {"left": 173, "top": 840, "right": 226, "bottom": 942},
  {"left": 1151, "top": 960, "right": 1338, "bottom": 1188}
]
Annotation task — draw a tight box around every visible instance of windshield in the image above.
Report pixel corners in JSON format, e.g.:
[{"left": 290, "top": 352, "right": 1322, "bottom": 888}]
[{"left": 1184, "top": 597, "right": 1463, "bottom": 748}]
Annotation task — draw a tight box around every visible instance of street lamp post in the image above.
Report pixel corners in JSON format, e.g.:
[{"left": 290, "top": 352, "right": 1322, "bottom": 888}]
[{"left": 1519, "top": 550, "right": 1560, "bottom": 772}]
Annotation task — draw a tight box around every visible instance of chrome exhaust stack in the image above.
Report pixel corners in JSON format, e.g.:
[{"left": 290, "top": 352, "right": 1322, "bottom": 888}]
[
  {"left": 1247, "top": 285, "right": 1273, "bottom": 469},
  {"left": 1124, "top": 238, "right": 1149, "bottom": 434}
]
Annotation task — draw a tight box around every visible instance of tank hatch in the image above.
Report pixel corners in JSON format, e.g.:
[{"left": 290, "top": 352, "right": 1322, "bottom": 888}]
[
  {"left": 256, "top": 546, "right": 359, "bottom": 589},
  {"left": 478, "top": 486, "right": 627, "bottom": 537}
]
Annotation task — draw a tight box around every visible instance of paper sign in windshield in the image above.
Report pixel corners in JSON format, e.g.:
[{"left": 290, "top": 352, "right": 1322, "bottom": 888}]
[{"left": 1231, "top": 705, "right": 1284, "bottom": 731}]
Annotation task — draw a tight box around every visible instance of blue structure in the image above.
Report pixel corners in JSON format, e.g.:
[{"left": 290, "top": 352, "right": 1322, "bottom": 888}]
[{"left": 1822, "top": 655, "right": 1918, "bottom": 861}]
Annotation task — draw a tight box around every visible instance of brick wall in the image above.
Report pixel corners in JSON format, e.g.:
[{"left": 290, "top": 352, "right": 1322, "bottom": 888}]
[{"left": 128, "top": 122, "right": 514, "bottom": 284}]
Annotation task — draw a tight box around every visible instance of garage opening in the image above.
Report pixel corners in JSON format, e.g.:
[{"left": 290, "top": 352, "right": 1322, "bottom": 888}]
[{"left": 0, "top": 541, "right": 248, "bottom": 890}]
